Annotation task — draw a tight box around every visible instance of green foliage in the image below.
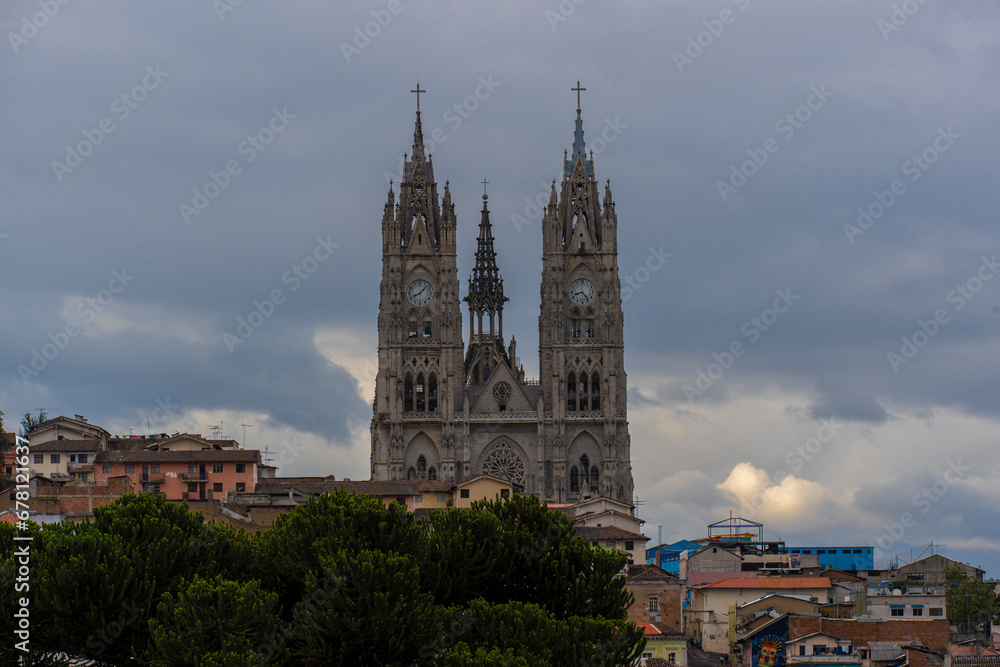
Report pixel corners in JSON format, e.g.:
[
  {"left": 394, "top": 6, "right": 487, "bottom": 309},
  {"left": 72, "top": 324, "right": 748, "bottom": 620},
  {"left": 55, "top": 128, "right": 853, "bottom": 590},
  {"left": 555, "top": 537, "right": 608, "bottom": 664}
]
[
  {"left": 291, "top": 548, "right": 445, "bottom": 666},
  {"left": 944, "top": 565, "right": 1000, "bottom": 632},
  {"left": 4, "top": 491, "right": 644, "bottom": 664},
  {"left": 253, "top": 490, "right": 427, "bottom": 609},
  {"left": 146, "top": 575, "right": 286, "bottom": 666},
  {"left": 20, "top": 409, "right": 47, "bottom": 438}
]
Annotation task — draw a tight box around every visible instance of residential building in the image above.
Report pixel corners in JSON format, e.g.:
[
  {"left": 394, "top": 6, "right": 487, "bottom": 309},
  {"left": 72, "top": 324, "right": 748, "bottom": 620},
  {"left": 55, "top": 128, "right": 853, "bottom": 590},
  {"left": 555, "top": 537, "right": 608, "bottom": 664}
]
[
  {"left": 636, "top": 622, "right": 687, "bottom": 666},
  {"left": 863, "top": 583, "right": 946, "bottom": 620},
  {"left": 687, "top": 577, "right": 834, "bottom": 653},
  {"left": 452, "top": 475, "right": 522, "bottom": 509},
  {"left": 574, "top": 525, "right": 647, "bottom": 564},
  {"left": 95, "top": 446, "right": 260, "bottom": 501},
  {"left": 0, "top": 476, "right": 134, "bottom": 522},
  {"left": 28, "top": 439, "right": 101, "bottom": 482},
  {"left": 626, "top": 564, "right": 683, "bottom": 630},
  {"left": 886, "top": 554, "right": 984, "bottom": 584},
  {"left": 784, "top": 632, "right": 861, "bottom": 667},
  {"left": 27, "top": 414, "right": 110, "bottom": 448}
]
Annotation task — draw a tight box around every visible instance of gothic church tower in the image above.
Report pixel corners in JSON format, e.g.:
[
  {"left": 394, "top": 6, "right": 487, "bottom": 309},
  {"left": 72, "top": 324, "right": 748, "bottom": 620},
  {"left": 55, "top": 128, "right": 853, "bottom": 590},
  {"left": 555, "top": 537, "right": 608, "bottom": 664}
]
[
  {"left": 371, "top": 85, "right": 634, "bottom": 505},
  {"left": 370, "top": 88, "right": 464, "bottom": 482}
]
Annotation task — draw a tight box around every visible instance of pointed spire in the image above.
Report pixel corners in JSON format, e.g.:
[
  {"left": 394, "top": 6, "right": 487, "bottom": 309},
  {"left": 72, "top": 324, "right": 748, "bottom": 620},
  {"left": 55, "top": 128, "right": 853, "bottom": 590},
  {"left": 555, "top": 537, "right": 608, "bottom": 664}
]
[
  {"left": 410, "top": 83, "right": 426, "bottom": 161},
  {"left": 565, "top": 82, "right": 594, "bottom": 179},
  {"left": 465, "top": 188, "right": 508, "bottom": 315}
]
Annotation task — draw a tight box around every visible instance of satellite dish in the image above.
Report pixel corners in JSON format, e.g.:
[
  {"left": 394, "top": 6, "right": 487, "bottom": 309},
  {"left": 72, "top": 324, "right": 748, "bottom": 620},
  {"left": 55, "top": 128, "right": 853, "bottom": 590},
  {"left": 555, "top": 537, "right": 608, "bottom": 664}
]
[{"left": 892, "top": 589, "right": 902, "bottom": 596}]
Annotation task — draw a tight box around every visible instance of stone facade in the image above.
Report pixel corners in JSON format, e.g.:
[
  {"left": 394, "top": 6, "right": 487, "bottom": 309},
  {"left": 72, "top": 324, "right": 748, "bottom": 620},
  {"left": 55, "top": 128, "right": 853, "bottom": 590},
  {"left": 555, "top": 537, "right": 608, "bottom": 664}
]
[{"left": 370, "top": 92, "right": 634, "bottom": 504}]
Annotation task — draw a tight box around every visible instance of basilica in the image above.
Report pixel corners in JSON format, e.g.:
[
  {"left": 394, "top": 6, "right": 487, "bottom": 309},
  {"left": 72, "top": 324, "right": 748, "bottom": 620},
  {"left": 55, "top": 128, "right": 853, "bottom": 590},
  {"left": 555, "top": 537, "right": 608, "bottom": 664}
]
[{"left": 369, "top": 85, "right": 635, "bottom": 504}]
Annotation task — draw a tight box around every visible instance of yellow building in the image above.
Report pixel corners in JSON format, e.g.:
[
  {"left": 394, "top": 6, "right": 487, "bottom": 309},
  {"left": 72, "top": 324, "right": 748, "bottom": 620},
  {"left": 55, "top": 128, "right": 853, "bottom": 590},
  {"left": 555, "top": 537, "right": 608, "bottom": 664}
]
[
  {"left": 452, "top": 475, "right": 521, "bottom": 509},
  {"left": 637, "top": 621, "right": 688, "bottom": 666}
]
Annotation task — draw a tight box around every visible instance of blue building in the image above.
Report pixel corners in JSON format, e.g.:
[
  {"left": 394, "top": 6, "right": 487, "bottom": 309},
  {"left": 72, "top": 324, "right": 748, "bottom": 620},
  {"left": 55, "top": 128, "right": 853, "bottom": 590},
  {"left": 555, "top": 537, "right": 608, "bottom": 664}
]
[
  {"left": 646, "top": 540, "right": 704, "bottom": 574},
  {"left": 787, "top": 546, "right": 874, "bottom": 571}
]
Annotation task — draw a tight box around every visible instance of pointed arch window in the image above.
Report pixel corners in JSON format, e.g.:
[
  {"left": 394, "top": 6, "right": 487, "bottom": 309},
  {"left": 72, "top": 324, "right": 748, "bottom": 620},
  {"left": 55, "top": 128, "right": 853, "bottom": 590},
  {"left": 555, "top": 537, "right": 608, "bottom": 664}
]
[
  {"left": 579, "top": 374, "right": 589, "bottom": 411},
  {"left": 407, "top": 467, "right": 416, "bottom": 480},
  {"left": 417, "top": 455, "right": 427, "bottom": 480},
  {"left": 570, "top": 466, "right": 580, "bottom": 494},
  {"left": 580, "top": 454, "right": 590, "bottom": 471},
  {"left": 567, "top": 372, "right": 577, "bottom": 411},
  {"left": 404, "top": 374, "right": 414, "bottom": 412},
  {"left": 591, "top": 372, "right": 601, "bottom": 411},
  {"left": 415, "top": 373, "right": 426, "bottom": 412},
  {"left": 428, "top": 374, "right": 438, "bottom": 412},
  {"left": 422, "top": 309, "right": 432, "bottom": 339},
  {"left": 428, "top": 466, "right": 437, "bottom": 481},
  {"left": 590, "top": 466, "right": 600, "bottom": 494},
  {"left": 571, "top": 309, "right": 582, "bottom": 338},
  {"left": 584, "top": 309, "right": 595, "bottom": 338}
]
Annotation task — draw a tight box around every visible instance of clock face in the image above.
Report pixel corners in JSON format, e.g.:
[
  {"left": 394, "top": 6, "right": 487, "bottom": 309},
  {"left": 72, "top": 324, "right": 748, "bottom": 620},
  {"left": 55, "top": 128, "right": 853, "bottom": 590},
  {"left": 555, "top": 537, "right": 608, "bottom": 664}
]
[
  {"left": 569, "top": 278, "right": 596, "bottom": 306},
  {"left": 407, "top": 279, "right": 433, "bottom": 306}
]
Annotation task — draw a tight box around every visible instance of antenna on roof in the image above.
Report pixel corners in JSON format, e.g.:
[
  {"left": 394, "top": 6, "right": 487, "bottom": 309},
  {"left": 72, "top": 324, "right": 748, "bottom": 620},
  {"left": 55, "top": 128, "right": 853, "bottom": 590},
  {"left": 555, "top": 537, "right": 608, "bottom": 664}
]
[{"left": 241, "top": 423, "right": 253, "bottom": 449}]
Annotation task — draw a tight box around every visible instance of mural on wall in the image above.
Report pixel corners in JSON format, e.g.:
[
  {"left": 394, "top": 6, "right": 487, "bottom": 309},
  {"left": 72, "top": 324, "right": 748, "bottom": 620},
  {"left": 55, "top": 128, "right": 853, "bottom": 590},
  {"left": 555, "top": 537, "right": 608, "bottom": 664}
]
[{"left": 751, "top": 616, "right": 788, "bottom": 667}]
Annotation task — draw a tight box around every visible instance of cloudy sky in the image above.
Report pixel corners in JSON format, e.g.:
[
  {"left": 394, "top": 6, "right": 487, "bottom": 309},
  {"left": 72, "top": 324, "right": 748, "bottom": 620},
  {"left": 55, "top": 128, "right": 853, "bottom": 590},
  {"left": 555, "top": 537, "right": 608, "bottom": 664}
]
[{"left": 2, "top": 1, "right": 999, "bottom": 575}]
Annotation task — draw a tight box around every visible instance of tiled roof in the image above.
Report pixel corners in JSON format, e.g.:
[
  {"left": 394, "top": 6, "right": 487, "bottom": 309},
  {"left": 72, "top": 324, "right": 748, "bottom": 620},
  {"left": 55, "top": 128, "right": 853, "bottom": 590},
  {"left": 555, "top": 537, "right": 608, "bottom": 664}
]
[
  {"left": 627, "top": 564, "right": 678, "bottom": 582},
  {"left": 30, "top": 439, "right": 102, "bottom": 452},
  {"left": 95, "top": 450, "right": 261, "bottom": 463},
  {"left": 699, "top": 576, "right": 831, "bottom": 589},
  {"left": 687, "top": 572, "right": 758, "bottom": 586},
  {"left": 255, "top": 480, "right": 420, "bottom": 496},
  {"left": 417, "top": 480, "right": 454, "bottom": 492},
  {"left": 0, "top": 511, "right": 21, "bottom": 526},
  {"left": 646, "top": 659, "right": 674, "bottom": 667},
  {"left": 635, "top": 621, "right": 684, "bottom": 637},
  {"left": 574, "top": 526, "right": 647, "bottom": 541}
]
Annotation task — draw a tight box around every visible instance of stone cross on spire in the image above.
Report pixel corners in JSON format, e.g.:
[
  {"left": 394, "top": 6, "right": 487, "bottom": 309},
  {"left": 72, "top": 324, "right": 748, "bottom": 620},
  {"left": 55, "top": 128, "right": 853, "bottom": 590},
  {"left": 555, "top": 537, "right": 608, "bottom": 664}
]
[
  {"left": 572, "top": 81, "right": 586, "bottom": 113},
  {"left": 411, "top": 83, "right": 425, "bottom": 112}
]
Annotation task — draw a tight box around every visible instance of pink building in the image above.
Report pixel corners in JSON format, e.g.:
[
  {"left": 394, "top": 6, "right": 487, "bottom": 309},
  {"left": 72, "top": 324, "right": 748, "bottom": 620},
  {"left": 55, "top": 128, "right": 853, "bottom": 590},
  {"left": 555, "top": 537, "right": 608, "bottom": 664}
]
[{"left": 95, "top": 445, "right": 260, "bottom": 501}]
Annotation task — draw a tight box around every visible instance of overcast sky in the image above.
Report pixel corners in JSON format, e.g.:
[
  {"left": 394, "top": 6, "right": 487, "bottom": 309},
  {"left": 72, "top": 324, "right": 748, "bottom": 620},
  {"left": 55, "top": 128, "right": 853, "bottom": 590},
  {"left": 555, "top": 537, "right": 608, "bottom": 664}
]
[{"left": 2, "top": 0, "right": 999, "bottom": 576}]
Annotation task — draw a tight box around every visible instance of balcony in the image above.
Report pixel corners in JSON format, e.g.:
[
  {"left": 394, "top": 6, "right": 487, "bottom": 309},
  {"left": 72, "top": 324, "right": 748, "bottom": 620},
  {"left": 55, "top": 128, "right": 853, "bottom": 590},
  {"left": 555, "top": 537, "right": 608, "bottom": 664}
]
[
  {"left": 67, "top": 462, "right": 93, "bottom": 472},
  {"left": 182, "top": 473, "right": 209, "bottom": 482},
  {"left": 139, "top": 473, "right": 165, "bottom": 482}
]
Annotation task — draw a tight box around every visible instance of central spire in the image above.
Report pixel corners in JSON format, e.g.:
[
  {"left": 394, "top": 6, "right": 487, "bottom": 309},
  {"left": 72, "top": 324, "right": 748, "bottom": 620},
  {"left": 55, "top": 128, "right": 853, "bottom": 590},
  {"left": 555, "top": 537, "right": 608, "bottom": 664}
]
[
  {"left": 410, "top": 83, "right": 427, "bottom": 162},
  {"left": 465, "top": 186, "right": 507, "bottom": 319},
  {"left": 566, "top": 81, "right": 593, "bottom": 178}
]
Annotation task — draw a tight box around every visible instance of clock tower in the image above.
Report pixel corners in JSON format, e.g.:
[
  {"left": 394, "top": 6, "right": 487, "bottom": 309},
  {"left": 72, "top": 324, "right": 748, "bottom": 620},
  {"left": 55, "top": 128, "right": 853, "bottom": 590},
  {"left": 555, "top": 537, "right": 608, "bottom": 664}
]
[
  {"left": 370, "top": 86, "right": 464, "bottom": 482},
  {"left": 537, "top": 83, "right": 634, "bottom": 502}
]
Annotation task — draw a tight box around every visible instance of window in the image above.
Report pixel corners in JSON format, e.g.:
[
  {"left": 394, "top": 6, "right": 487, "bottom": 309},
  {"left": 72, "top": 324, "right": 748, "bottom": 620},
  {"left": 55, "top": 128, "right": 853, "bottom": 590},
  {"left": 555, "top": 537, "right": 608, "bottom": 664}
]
[
  {"left": 912, "top": 607, "right": 923, "bottom": 617},
  {"left": 408, "top": 314, "right": 418, "bottom": 338},
  {"left": 584, "top": 309, "right": 595, "bottom": 338},
  {"left": 50, "top": 454, "right": 60, "bottom": 463},
  {"left": 428, "top": 466, "right": 437, "bottom": 480},
  {"left": 437, "top": 493, "right": 446, "bottom": 503},
  {"left": 460, "top": 489, "right": 470, "bottom": 499},
  {"left": 125, "top": 465, "right": 135, "bottom": 474},
  {"left": 415, "top": 373, "right": 425, "bottom": 411},
  {"left": 236, "top": 464, "right": 245, "bottom": 473},
  {"left": 417, "top": 455, "right": 427, "bottom": 479},
  {"left": 591, "top": 372, "right": 600, "bottom": 410},
  {"left": 404, "top": 374, "right": 414, "bottom": 412},
  {"left": 394, "top": 495, "right": 404, "bottom": 504},
  {"left": 669, "top": 653, "right": 677, "bottom": 664},
  {"left": 649, "top": 597, "right": 659, "bottom": 613},
  {"left": 643, "top": 653, "right": 653, "bottom": 660},
  {"left": 625, "top": 541, "right": 634, "bottom": 551},
  {"left": 890, "top": 607, "right": 904, "bottom": 617},
  {"left": 570, "top": 309, "right": 581, "bottom": 338},
  {"left": 34, "top": 454, "right": 42, "bottom": 464},
  {"left": 103, "top": 464, "right": 112, "bottom": 474},
  {"left": 79, "top": 454, "right": 88, "bottom": 463},
  {"left": 567, "top": 372, "right": 577, "bottom": 411},
  {"left": 236, "top": 483, "right": 246, "bottom": 492},
  {"left": 69, "top": 454, "right": 76, "bottom": 463},
  {"left": 799, "top": 646, "right": 807, "bottom": 656},
  {"left": 415, "top": 494, "right": 423, "bottom": 503},
  {"left": 428, "top": 375, "right": 438, "bottom": 412},
  {"left": 213, "top": 483, "right": 223, "bottom": 492},
  {"left": 151, "top": 464, "right": 159, "bottom": 473},
  {"left": 605, "top": 541, "right": 615, "bottom": 547},
  {"left": 853, "top": 549, "right": 862, "bottom": 553},
  {"left": 407, "top": 467, "right": 416, "bottom": 481},
  {"left": 422, "top": 310, "right": 432, "bottom": 339},
  {"left": 188, "top": 483, "right": 198, "bottom": 492},
  {"left": 188, "top": 464, "right": 198, "bottom": 473},
  {"left": 929, "top": 608, "right": 943, "bottom": 617},
  {"left": 213, "top": 464, "right": 223, "bottom": 473},
  {"left": 816, "top": 549, "right": 826, "bottom": 554},
  {"left": 569, "top": 466, "right": 580, "bottom": 494},
  {"left": 590, "top": 466, "right": 600, "bottom": 494}
]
